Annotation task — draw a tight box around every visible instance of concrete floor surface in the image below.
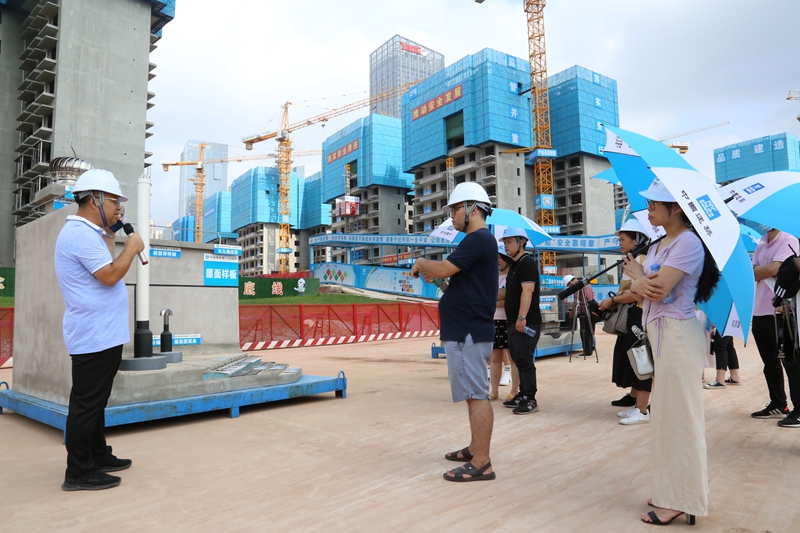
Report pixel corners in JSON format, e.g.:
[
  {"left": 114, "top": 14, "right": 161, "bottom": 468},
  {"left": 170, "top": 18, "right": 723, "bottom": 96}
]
[{"left": 1, "top": 332, "right": 799, "bottom": 533}]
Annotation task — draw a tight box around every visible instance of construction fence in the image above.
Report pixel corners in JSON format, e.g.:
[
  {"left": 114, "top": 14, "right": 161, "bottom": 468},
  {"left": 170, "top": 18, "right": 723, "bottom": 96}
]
[
  {"left": 239, "top": 302, "right": 440, "bottom": 350},
  {"left": 0, "top": 308, "right": 12, "bottom": 367}
]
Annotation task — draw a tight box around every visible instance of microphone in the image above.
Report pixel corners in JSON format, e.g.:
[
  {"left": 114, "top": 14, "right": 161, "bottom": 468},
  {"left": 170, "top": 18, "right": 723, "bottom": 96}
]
[
  {"left": 122, "top": 223, "right": 149, "bottom": 265},
  {"left": 557, "top": 278, "right": 585, "bottom": 300}
]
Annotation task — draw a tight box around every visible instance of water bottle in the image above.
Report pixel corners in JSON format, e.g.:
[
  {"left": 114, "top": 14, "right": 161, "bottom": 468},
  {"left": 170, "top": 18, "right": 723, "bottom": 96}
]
[
  {"left": 524, "top": 326, "right": 537, "bottom": 337},
  {"left": 650, "top": 263, "right": 676, "bottom": 304}
]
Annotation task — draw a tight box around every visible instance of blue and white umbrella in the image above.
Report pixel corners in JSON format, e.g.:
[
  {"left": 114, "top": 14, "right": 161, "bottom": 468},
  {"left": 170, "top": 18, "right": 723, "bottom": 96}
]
[
  {"left": 739, "top": 224, "right": 762, "bottom": 253},
  {"left": 601, "top": 126, "right": 695, "bottom": 213},
  {"left": 721, "top": 170, "right": 800, "bottom": 238},
  {"left": 430, "top": 208, "right": 552, "bottom": 247},
  {"left": 648, "top": 167, "right": 754, "bottom": 342}
]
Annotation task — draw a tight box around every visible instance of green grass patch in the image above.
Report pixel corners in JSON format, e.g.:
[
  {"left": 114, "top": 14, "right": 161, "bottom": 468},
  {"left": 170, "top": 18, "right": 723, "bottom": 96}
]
[
  {"left": 240, "top": 293, "right": 395, "bottom": 306},
  {"left": 0, "top": 296, "right": 14, "bottom": 308}
]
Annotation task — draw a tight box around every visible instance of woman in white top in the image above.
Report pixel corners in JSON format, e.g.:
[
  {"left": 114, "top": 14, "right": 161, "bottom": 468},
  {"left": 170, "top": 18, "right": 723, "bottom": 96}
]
[{"left": 489, "top": 243, "right": 518, "bottom": 401}]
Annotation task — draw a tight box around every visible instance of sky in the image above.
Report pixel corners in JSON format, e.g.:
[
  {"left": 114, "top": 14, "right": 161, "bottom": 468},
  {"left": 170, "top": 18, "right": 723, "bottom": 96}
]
[{"left": 145, "top": 0, "right": 800, "bottom": 228}]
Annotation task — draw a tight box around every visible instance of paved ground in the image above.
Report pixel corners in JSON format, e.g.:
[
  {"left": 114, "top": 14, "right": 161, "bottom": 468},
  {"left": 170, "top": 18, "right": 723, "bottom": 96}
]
[{"left": 1, "top": 331, "right": 799, "bottom": 533}]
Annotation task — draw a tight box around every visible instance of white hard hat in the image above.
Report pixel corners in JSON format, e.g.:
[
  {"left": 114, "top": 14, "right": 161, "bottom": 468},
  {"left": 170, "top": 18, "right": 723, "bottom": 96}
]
[
  {"left": 446, "top": 182, "right": 492, "bottom": 212},
  {"left": 497, "top": 242, "right": 512, "bottom": 260},
  {"left": 501, "top": 227, "right": 528, "bottom": 241},
  {"left": 616, "top": 217, "right": 649, "bottom": 237},
  {"left": 562, "top": 274, "right": 575, "bottom": 287},
  {"left": 639, "top": 177, "right": 675, "bottom": 203},
  {"left": 72, "top": 169, "right": 128, "bottom": 202}
]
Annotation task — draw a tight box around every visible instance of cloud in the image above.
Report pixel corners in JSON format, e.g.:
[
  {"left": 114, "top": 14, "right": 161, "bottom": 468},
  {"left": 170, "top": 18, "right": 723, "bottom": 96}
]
[{"left": 145, "top": 0, "right": 800, "bottom": 225}]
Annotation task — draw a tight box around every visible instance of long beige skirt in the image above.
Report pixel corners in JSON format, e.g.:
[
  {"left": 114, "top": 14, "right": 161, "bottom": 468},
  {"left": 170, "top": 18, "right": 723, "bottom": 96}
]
[{"left": 647, "top": 316, "right": 709, "bottom": 517}]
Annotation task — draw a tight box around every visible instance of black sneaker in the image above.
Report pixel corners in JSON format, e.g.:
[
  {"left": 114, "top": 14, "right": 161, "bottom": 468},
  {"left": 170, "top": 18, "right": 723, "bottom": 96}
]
[
  {"left": 751, "top": 403, "right": 790, "bottom": 419},
  {"left": 777, "top": 410, "right": 800, "bottom": 428},
  {"left": 513, "top": 398, "right": 539, "bottom": 415},
  {"left": 503, "top": 394, "right": 522, "bottom": 408},
  {"left": 96, "top": 454, "right": 132, "bottom": 473},
  {"left": 62, "top": 470, "right": 121, "bottom": 491},
  {"left": 611, "top": 394, "right": 636, "bottom": 407}
]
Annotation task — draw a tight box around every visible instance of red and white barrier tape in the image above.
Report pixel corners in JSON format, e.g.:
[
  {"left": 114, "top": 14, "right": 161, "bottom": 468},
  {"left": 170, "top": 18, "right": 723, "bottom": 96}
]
[{"left": 241, "top": 330, "right": 440, "bottom": 351}]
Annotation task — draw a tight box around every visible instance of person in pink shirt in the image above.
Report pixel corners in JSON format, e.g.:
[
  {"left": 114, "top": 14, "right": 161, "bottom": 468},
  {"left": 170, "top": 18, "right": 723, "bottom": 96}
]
[
  {"left": 750, "top": 228, "right": 800, "bottom": 425},
  {"left": 623, "top": 177, "right": 720, "bottom": 526}
]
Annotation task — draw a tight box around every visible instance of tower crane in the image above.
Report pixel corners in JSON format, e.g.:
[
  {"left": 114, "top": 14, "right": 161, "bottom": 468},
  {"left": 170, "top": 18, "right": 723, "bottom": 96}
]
[
  {"left": 525, "top": 0, "right": 556, "bottom": 270},
  {"left": 789, "top": 91, "right": 800, "bottom": 122},
  {"left": 242, "top": 82, "right": 417, "bottom": 273},
  {"left": 655, "top": 120, "right": 730, "bottom": 153},
  {"left": 161, "top": 144, "right": 320, "bottom": 243}
]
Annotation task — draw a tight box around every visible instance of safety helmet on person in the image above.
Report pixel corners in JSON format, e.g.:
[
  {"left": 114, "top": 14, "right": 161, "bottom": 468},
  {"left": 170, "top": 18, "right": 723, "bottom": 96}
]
[
  {"left": 639, "top": 177, "right": 675, "bottom": 203},
  {"left": 562, "top": 274, "right": 576, "bottom": 287},
  {"left": 497, "top": 242, "right": 512, "bottom": 261},
  {"left": 72, "top": 169, "right": 129, "bottom": 202},
  {"left": 444, "top": 182, "right": 493, "bottom": 231},
  {"left": 500, "top": 226, "right": 529, "bottom": 244},
  {"left": 615, "top": 217, "right": 651, "bottom": 247}
]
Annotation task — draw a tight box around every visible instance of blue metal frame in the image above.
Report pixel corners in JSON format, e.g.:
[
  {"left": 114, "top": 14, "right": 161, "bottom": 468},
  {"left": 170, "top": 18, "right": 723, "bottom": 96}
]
[
  {"left": 430, "top": 342, "right": 581, "bottom": 359},
  {"left": 0, "top": 373, "right": 346, "bottom": 434}
]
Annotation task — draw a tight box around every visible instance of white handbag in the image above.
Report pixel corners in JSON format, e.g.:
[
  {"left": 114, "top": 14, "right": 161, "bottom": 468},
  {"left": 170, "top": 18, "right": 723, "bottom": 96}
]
[{"left": 627, "top": 341, "right": 654, "bottom": 379}]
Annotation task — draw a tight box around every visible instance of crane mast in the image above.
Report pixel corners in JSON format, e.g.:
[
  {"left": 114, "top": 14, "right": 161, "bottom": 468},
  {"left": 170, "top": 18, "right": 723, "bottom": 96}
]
[{"left": 525, "top": 0, "right": 556, "bottom": 269}]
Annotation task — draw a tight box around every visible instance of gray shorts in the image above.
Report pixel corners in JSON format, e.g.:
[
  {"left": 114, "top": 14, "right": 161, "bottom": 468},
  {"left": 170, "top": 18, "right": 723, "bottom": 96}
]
[{"left": 444, "top": 334, "right": 493, "bottom": 402}]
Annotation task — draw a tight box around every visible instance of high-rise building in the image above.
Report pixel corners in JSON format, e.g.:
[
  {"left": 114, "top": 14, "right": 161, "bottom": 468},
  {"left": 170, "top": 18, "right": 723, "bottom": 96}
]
[
  {"left": 0, "top": 0, "right": 174, "bottom": 267},
  {"left": 547, "top": 65, "right": 618, "bottom": 237},
  {"left": 369, "top": 35, "right": 444, "bottom": 118},
  {"left": 402, "top": 48, "right": 534, "bottom": 253},
  {"left": 319, "top": 114, "right": 413, "bottom": 264},
  {"left": 179, "top": 140, "right": 228, "bottom": 219},
  {"left": 714, "top": 133, "right": 800, "bottom": 185}
]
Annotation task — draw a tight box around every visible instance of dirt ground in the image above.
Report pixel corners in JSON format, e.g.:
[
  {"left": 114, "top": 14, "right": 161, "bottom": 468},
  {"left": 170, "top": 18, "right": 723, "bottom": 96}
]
[{"left": 1, "top": 331, "right": 799, "bottom": 533}]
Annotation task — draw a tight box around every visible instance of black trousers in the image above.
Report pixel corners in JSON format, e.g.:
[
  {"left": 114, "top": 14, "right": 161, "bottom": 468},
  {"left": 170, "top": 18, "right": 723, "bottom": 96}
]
[
  {"left": 577, "top": 313, "right": 595, "bottom": 356},
  {"left": 508, "top": 325, "right": 541, "bottom": 399},
  {"left": 751, "top": 315, "right": 800, "bottom": 409},
  {"left": 65, "top": 345, "right": 123, "bottom": 478},
  {"left": 713, "top": 331, "right": 739, "bottom": 371}
]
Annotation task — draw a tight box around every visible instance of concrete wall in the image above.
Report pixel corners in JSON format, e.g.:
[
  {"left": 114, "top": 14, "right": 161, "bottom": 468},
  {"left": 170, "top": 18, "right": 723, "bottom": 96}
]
[
  {"left": 52, "top": 0, "right": 152, "bottom": 213},
  {"left": 0, "top": 8, "right": 25, "bottom": 268},
  {"left": 13, "top": 205, "right": 242, "bottom": 406},
  {"left": 582, "top": 155, "right": 615, "bottom": 236},
  {"left": 495, "top": 150, "right": 530, "bottom": 218}
]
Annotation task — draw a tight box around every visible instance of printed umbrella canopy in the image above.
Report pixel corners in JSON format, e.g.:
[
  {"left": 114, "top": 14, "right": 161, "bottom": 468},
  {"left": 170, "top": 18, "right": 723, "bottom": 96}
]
[
  {"left": 429, "top": 208, "right": 552, "bottom": 248},
  {"left": 739, "top": 224, "right": 762, "bottom": 253},
  {"left": 646, "top": 167, "right": 755, "bottom": 342},
  {"left": 601, "top": 126, "right": 695, "bottom": 213},
  {"left": 721, "top": 170, "right": 800, "bottom": 238}
]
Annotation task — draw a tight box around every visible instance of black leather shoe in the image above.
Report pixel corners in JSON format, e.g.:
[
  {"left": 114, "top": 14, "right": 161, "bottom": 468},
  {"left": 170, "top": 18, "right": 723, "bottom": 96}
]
[{"left": 611, "top": 394, "right": 636, "bottom": 407}]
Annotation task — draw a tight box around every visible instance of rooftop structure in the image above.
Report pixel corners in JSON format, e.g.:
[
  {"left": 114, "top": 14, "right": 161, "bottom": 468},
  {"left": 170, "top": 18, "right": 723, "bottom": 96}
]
[
  {"left": 369, "top": 35, "right": 445, "bottom": 119},
  {"left": 713, "top": 133, "right": 800, "bottom": 184}
]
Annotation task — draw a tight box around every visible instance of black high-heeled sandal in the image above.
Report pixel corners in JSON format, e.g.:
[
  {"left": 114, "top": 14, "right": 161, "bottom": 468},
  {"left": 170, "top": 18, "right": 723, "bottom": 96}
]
[{"left": 642, "top": 510, "right": 695, "bottom": 526}]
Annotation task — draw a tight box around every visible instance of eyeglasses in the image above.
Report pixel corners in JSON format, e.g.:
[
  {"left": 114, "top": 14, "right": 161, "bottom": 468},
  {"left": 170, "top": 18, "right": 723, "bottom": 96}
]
[
  {"left": 105, "top": 196, "right": 122, "bottom": 207},
  {"left": 442, "top": 204, "right": 463, "bottom": 216},
  {"left": 646, "top": 199, "right": 659, "bottom": 211}
]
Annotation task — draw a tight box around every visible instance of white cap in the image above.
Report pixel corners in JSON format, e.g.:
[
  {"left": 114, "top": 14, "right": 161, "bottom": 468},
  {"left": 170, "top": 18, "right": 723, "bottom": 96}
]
[
  {"left": 501, "top": 227, "right": 528, "bottom": 241},
  {"left": 72, "top": 169, "right": 128, "bottom": 202},
  {"left": 616, "top": 217, "right": 649, "bottom": 237},
  {"left": 562, "top": 274, "right": 575, "bottom": 287},
  {"left": 446, "top": 182, "right": 492, "bottom": 212},
  {"left": 639, "top": 177, "right": 675, "bottom": 203}
]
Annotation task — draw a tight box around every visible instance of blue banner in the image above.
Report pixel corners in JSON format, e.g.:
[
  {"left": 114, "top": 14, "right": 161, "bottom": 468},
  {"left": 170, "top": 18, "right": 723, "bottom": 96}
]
[{"left": 203, "top": 254, "right": 238, "bottom": 287}]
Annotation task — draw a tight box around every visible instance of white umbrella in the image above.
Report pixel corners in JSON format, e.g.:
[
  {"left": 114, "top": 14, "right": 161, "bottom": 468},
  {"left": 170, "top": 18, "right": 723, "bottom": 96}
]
[{"left": 722, "top": 170, "right": 800, "bottom": 237}]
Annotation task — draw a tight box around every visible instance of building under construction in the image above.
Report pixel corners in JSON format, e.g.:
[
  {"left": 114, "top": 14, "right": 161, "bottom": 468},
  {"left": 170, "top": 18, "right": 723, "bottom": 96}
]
[{"left": 0, "top": 0, "right": 174, "bottom": 267}]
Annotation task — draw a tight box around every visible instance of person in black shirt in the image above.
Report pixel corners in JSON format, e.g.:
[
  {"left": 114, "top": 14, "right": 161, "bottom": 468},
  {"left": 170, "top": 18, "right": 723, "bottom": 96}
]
[
  {"left": 500, "top": 227, "right": 542, "bottom": 414},
  {"left": 411, "top": 182, "right": 498, "bottom": 482}
]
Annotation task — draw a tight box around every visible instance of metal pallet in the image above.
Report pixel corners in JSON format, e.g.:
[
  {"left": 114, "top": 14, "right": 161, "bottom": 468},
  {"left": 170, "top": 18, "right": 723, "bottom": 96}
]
[{"left": 0, "top": 372, "right": 346, "bottom": 434}]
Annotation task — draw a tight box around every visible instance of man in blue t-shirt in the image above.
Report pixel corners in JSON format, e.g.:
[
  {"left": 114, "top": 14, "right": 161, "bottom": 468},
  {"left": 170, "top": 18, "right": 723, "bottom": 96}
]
[
  {"left": 54, "top": 169, "right": 144, "bottom": 492},
  {"left": 411, "top": 182, "right": 498, "bottom": 483}
]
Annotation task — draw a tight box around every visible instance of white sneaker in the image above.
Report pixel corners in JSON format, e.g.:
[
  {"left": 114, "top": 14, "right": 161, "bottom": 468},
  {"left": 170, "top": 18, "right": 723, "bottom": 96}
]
[
  {"left": 620, "top": 409, "right": 650, "bottom": 425},
  {"left": 617, "top": 405, "right": 637, "bottom": 418},
  {"left": 499, "top": 370, "right": 511, "bottom": 386}
]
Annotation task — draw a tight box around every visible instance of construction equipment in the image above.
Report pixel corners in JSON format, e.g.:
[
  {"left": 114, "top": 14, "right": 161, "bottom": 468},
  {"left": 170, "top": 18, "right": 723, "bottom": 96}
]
[
  {"left": 162, "top": 145, "right": 320, "bottom": 243},
  {"left": 789, "top": 91, "right": 800, "bottom": 122},
  {"left": 656, "top": 120, "right": 730, "bottom": 153},
  {"left": 242, "top": 82, "right": 416, "bottom": 272},
  {"left": 525, "top": 0, "right": 556, "bottom": 271}
]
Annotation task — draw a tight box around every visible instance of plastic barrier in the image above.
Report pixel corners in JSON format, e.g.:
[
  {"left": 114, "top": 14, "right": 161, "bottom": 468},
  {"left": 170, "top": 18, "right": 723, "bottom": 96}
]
[
  {"left": 240, "top": 303, "right": 440, "bottom": 350},
  {"left": 0, "top": 308, "right": 13, "bottom": 368}
]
